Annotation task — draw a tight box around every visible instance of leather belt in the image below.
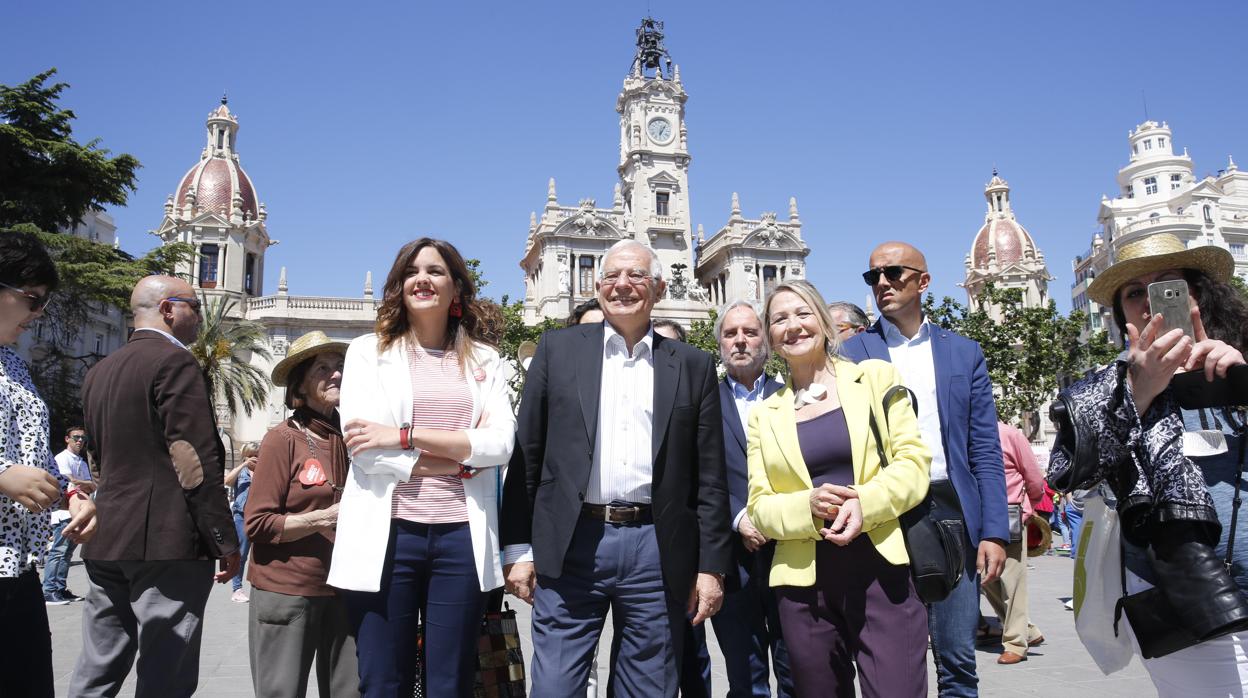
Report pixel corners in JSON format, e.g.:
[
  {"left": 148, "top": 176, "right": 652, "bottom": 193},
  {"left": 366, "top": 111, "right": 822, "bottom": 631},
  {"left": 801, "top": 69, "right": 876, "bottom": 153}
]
[{"left": 581, "top": 502, "right": 653, "bottom": 524}]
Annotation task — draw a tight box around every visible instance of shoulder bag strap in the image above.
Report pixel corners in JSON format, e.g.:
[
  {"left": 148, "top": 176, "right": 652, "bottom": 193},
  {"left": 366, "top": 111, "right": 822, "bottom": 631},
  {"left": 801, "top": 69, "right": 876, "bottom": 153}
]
[{"left": 1224, "top": 408, "right": 1247, "bottom": 570}]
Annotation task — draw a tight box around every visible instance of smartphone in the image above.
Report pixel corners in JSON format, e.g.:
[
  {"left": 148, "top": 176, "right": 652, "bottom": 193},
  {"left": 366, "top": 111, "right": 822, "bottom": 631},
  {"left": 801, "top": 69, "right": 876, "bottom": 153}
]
[{"left": 1148, "top": 279, "right": 1195, "bottom": 338}]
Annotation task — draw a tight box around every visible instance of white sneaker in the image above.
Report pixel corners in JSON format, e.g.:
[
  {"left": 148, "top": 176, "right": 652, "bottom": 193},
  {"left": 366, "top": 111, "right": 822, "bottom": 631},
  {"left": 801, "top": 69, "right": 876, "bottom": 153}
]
[{"left": 231, "top": 590, "right": 249, "bottom": 603}]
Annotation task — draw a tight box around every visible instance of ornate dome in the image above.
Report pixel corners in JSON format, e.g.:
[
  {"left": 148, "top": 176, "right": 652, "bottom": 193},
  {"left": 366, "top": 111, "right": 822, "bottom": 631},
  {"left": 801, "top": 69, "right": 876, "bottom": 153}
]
[
  {"left": 969, "top": 172, "right": 1042, "bottom": 270},
  {"left": 173, "top": 97, "right": 261, "bottom": 220}
]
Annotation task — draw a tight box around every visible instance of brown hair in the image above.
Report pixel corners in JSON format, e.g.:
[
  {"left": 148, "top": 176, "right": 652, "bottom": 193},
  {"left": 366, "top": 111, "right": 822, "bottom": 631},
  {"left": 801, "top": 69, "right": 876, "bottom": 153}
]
[{"left": 375, "top": 238, "right": 501, "bottom": 369}]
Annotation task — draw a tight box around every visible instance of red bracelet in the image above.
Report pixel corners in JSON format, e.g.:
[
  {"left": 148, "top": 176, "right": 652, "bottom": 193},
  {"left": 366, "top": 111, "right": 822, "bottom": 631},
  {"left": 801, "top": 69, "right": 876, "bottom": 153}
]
[
  {"left": 399, "top": 423, "right": 411, "bottom": 450},
  {"left": 66, "top": 487, "right": 82, "bottom": 499}
]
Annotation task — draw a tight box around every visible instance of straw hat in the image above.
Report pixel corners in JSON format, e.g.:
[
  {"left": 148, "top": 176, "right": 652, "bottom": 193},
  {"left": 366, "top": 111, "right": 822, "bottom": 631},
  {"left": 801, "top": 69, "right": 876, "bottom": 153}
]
[
  {"left": 1026, "top": 514, "right": 1052, "bottom": 558},
  {"left": 1086, "top": 233, "right": 1235, "bottom": 306},
  {"left": 271, "top": 331, "right": 349, "bottom": 387}
]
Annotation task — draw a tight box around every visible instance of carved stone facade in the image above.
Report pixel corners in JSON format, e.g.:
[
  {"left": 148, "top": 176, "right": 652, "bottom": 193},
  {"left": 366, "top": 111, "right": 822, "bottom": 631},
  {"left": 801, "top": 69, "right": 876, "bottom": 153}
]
[
  {"left": 519, "top": 18, "right": 809, "bottom": 326},
  {"left": 961, "top": 172, "right": 1052, "bottom": 321},
  {"left": 154, "top": 99, "right": 378, "bottom": 444}
]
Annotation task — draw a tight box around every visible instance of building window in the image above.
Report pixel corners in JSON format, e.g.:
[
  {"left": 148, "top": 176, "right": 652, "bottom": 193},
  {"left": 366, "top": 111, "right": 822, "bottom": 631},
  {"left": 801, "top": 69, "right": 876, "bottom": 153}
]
[
  {"left": 94, "top": 334, "right": 104, "bottom": 355},
  {"left": 1144, "top": 139, "right": 1152, "bottom": 150},
  {"left": 216, "top": 129, "right": 224, "bottom": 150},
  {"left": 199, "top": 244, "right": 219, "bottom": 288},
  {"left": 1159, "top": 137, "right": 1166, "bottom": 148},
  {"left": 1205, "top": 205, "right": 1214, "bottom": 223},
  {"left": 1144, "top": 176, "right": 1158, "bottom": 195},
  {"left": 244, "top": 253, "right": 257, "bottom": 295},
  {"left": 655, "top": 192, "right": 670, "bottom": 217},
  {"left": 1231, "top": 243, "right": 1246, "bottom": 258},
  {"left": 578, "top": 256, "right": 594, "bottom": 296},
  {"left": 1171, "top": 173, "right": 1183, "bottom": 189},
  {"left": 763, "top": 265, "right": 777, "bottom": 295},
  {"left": 1132, "top": 145, "right": 1138, "bottom": 155},
  {"left": 1126, "top": 185, "right": 1134, "bottom": 199}
]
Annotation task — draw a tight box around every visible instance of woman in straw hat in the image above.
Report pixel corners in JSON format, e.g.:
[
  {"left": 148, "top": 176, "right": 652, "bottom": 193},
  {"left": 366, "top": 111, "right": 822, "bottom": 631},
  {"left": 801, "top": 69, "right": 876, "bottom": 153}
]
[
  {"left": 1050, "top": 232, "right": 1248, "bottom": 695},
  {"left": 243, "top": 330, "right": 358, "bottom": 697},
  {"left": 328, "top": 238, "right": 515, "bottom": 697}
]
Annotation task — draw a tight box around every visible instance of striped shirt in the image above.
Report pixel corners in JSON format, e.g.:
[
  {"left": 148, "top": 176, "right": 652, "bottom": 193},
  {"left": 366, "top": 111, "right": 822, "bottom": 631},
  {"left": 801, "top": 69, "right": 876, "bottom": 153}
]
[{"left": 392, "top": 347, "right": 472, "bottom": 523}]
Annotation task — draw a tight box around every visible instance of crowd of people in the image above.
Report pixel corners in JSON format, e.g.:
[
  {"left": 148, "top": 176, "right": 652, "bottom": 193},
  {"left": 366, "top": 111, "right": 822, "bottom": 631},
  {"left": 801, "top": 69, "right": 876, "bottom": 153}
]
[{"left": 0, "top": 227, "right": 1244, "bottom": 697}]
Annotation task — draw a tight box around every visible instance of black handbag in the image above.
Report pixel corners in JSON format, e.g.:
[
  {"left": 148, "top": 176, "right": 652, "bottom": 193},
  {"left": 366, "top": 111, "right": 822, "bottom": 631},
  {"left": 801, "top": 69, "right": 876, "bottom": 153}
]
[{"left": 866, "top": 384, "right": 965, "bottom": 603}]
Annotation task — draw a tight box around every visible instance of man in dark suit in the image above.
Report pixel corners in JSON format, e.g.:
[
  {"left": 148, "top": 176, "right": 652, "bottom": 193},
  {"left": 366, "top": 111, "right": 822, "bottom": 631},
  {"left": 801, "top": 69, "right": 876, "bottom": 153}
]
[
  {"left": 71, "top": 275, "right": 240, "bottom": 698},
  {"left": 710, "top": 300, "right": 795, "bottom": 697},
  {"left": 501, "top": 240, "right": 732, "bottom": 698},
  {"left": 841, "top": 242, "right": 1008, "bottom": 696}
]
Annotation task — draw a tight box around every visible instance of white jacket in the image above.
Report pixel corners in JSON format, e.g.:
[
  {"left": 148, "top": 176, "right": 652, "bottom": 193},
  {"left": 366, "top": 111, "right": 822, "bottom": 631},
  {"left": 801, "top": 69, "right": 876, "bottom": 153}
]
[{"left": 327, "top": 334, "right": 516, "bottom": 592}]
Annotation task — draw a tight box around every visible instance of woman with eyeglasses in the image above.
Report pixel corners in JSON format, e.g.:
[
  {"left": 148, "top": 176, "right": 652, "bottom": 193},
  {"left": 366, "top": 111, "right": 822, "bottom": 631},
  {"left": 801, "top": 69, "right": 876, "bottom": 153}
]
[
  {"left": 329, "top": 238, "right": 516, "bottom": 697},
  {"left": 0, "top": 232, "right": 97, "bottom": 696},
  {"left": 747, "top": 280, "right": 931, "bottom": 698}
]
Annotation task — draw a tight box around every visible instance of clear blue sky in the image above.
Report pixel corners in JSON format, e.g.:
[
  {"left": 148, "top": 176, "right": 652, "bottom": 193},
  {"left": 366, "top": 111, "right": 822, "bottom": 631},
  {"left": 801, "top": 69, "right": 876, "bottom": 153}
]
[{"left": 8, "top": 1, "right": 1248, "bottom": 313}]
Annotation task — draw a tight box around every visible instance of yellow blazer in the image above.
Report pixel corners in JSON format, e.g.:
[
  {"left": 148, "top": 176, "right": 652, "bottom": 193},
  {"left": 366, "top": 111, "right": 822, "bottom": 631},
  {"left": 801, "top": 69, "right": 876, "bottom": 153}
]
[{"left": 746, "top": 357, "right": 931, "bottom": 588}]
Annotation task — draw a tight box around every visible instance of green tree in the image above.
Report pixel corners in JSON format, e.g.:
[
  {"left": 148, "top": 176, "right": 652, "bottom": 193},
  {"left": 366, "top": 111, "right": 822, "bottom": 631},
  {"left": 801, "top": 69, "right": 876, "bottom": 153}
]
[
  {"left": 1230, "top": 275, "right": 1248, "bottom": 302},
  {"left": 189, "top": 295, "right": 272, "bottom": 420},
  {"left": 0, "top": 69, "right": 140, "bottom": 232},
  {"left": 1, "top": 69, "right": 192, "bottom": 443},
  {"left": 923, "top": 285, "right": 1119, "bottom": 434}
]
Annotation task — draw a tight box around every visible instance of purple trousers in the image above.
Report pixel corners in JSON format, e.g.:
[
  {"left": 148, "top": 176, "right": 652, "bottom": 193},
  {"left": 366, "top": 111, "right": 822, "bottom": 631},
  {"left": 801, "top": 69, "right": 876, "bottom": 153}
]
[{"left": 775, "top": 536, "right": 928, "bottom": 698}]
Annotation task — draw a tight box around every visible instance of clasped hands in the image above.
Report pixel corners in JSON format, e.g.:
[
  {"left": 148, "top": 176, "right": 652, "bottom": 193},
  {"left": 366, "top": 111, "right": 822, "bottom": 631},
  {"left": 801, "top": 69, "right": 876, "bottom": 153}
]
[{"left": 809, "top": 483, "right": 863, "bottom": 545}]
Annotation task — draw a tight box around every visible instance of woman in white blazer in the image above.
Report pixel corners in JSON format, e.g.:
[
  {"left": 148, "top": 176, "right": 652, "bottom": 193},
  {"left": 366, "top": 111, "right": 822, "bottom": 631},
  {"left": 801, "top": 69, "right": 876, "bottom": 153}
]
[{"left": 329, "top": 238, "right": 515, "bottom": 698}]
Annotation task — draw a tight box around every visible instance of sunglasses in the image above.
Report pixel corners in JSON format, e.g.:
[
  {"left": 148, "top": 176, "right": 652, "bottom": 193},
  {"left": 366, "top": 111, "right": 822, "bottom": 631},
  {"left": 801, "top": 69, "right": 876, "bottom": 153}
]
[
  {"left": 862, "top": 265, "right": 926, "bottom": 287},
  {"left": 0, "top": 281, "right": 53, "bottom": 312},
  {"left": 164, "top": 296, "right": 202, "bottom": 313},
  {"left": 69, "top": 435, "right": 86, "bottom": 442}
]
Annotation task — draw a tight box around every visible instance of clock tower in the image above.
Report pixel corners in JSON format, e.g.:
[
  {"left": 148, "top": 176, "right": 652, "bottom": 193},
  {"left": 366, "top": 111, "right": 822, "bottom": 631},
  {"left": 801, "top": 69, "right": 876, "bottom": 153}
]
[{"left": 617, "top": 18, "right": 695, "bottom": 294}]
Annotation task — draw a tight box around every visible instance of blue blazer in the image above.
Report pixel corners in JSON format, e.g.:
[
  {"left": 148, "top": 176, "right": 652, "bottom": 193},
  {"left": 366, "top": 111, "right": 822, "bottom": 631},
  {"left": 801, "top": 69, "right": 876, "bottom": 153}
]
[
  {"left": 719, "top": 375, "right": 783, "bottom": 589},
  {"left": 840, "top": 321, "right": 1009, "bottom": 546}
]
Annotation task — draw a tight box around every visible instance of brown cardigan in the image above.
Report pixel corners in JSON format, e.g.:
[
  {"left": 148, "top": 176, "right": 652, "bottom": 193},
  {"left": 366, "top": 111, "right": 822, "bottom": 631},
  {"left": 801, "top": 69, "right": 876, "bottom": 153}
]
[{"left": 244, "top": 418, "right": 346, "bottom": 597}]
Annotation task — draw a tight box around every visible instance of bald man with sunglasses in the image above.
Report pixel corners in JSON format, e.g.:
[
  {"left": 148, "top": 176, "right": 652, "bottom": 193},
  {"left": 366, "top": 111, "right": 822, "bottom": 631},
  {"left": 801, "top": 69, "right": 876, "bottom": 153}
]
[{"left": 841, "top": 242, "right": 1008, "bottom": 697}]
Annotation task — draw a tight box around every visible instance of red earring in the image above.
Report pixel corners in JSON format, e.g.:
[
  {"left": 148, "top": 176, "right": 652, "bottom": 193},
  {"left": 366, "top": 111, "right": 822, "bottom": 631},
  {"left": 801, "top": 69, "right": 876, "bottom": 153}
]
[{"left": 449, "top": 299, "right": 463, "bottom": 317}]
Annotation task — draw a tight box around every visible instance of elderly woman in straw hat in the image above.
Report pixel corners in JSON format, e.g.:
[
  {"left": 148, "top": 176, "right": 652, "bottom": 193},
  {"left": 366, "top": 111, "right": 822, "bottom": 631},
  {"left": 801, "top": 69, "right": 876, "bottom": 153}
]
[
  {"left": 1049, "top": 232, "right": 1248, "bottom": 695},
  {"left": 243, "top": 330, "right": 359, "bottom": 698}
]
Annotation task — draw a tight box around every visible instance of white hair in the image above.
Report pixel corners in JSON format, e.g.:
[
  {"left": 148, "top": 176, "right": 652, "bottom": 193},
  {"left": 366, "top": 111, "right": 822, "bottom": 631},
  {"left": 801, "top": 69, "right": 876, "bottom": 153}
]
[
  {"left": 602, "top": 239, "right": 663, "bottom": 280},
  {"left": 714, "top": 299, "right": 771, "bottom": 363}
]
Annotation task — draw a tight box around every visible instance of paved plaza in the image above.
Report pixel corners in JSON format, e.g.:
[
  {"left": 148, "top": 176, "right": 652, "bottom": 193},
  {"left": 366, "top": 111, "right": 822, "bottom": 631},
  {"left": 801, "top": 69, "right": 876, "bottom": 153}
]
[{"left": 46, "top": 551, "right": 1160, "bottom": 697}]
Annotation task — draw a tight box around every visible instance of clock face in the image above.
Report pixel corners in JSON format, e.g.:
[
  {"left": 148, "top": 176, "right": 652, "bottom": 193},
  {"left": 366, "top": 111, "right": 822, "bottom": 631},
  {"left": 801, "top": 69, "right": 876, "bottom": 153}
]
[{"left": 647, "top": 118, "right": 672, "bottom": 144}]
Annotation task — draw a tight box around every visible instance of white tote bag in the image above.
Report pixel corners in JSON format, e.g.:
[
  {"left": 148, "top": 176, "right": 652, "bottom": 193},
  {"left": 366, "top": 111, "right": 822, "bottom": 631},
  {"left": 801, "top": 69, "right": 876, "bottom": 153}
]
[{"left": 1072, "top": 493, "right": 1135, "bottom": 675}]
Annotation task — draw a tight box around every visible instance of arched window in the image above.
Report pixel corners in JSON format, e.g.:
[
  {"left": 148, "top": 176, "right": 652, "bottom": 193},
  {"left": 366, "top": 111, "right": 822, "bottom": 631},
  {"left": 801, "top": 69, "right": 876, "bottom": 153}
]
[{"left": 1204, "top": 205, "right": 1214, "bottom": 223}]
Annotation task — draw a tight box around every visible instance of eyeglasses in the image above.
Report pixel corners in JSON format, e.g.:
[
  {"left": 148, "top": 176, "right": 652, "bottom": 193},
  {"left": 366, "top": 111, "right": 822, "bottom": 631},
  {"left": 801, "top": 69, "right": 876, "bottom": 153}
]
[
  {"left": 69, "top": 435, "right": 86, "bottom": 442},
  {"left": 164, "top": 296, "right": 202, "bottom": 313},
  {"left": 0, "top": 281, "right": 53, "bottom": 312},
  {"left": 600, "top": 268, "right": 653, "bottom": 285},
  {"left": 861, "top": 265, "right": 926, "bottom": 286}
]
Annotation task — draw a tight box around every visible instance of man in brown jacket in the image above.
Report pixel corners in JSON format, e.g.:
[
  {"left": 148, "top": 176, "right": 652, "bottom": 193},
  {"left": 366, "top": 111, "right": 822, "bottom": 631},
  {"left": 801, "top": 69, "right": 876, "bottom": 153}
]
[{"left": 70, "top": 275, "right": 240, "bottom": 698}]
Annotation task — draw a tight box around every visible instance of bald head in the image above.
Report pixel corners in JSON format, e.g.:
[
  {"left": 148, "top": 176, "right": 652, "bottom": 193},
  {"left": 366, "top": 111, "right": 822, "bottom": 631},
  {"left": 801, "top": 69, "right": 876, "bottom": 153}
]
[
  {"left": 866, "top": 241, "right": 930, "bottom": 336},
  {"left": 131, "top": 275, "right": 201, "bottom": 344},
  {"left": 869, "top": 241, "right": 928, "bottom": 273}
]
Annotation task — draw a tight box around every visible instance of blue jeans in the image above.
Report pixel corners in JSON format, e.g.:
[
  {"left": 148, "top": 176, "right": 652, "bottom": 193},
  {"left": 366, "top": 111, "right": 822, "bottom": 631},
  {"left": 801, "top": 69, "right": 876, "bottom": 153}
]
[
  {"left": 42, "top": 519, "right": 76, "bottom": 595},
  {"left": 1064, "top": 504, "right": 1084, "bottom": 561},
  {"left": 531, "top": 517, "right": 681, "bottom": 698},
  {"left": 231, "top": 510, "right": 251, "bottom": 592},
  {"left": 928, "top": 502, "right": 979, "bottom": 698},
  {"left": 345, "top": 520, "right": 483, "bottom": 698}
]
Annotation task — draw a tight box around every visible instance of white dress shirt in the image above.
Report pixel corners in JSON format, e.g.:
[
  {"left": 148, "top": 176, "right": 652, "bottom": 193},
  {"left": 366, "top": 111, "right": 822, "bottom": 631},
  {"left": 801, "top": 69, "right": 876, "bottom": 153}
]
[
  {"left": 879, "top": 316, "right": 949, "bottom": 482},
  {"left": 587, "top": 325, "right": 655, "bottom": 505},
  {"left": 52, "top": 449, "right": 91, "bottom": 524},
  {"left": 132, "top": 327, "right": 187, "bottom": 350},
  {"left": 725, "top": 372, "right": 767, "bottom": 531}
]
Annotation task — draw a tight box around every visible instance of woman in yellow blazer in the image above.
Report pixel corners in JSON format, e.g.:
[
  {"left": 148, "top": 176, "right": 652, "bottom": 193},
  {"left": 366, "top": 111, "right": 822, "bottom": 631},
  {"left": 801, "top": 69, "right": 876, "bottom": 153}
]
[{"left": 747, "top": 280, "right": 931, "bottom": 698}]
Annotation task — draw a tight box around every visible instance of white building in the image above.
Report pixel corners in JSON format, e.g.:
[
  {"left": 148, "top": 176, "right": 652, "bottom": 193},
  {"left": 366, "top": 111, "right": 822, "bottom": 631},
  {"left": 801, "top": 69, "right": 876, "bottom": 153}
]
[
  {"left": 961, "top": 171, "right": 1052, "bottom": 319},
  {"left": 519, "top": 18, "right": 808, "bottom": 325},
  {"left": 153, "top": 98, "right": 379, "bottom": 444},
  {"left": 1072, "top": 120, "right": 1248, "bottom": 341}
]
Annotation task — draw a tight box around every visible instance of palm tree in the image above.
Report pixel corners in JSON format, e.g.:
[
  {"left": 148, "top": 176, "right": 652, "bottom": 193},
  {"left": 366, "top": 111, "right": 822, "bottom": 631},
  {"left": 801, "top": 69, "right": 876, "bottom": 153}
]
[{"left": 189, "top": 294, "right": 272, "bottom": 419}]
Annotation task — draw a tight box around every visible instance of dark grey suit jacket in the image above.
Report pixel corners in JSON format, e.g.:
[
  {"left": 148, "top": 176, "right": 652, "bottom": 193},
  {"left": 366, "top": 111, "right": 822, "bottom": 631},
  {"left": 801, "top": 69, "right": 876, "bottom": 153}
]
[{"left": 501, "top": 322, "right": 732, "bottom": 602}]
